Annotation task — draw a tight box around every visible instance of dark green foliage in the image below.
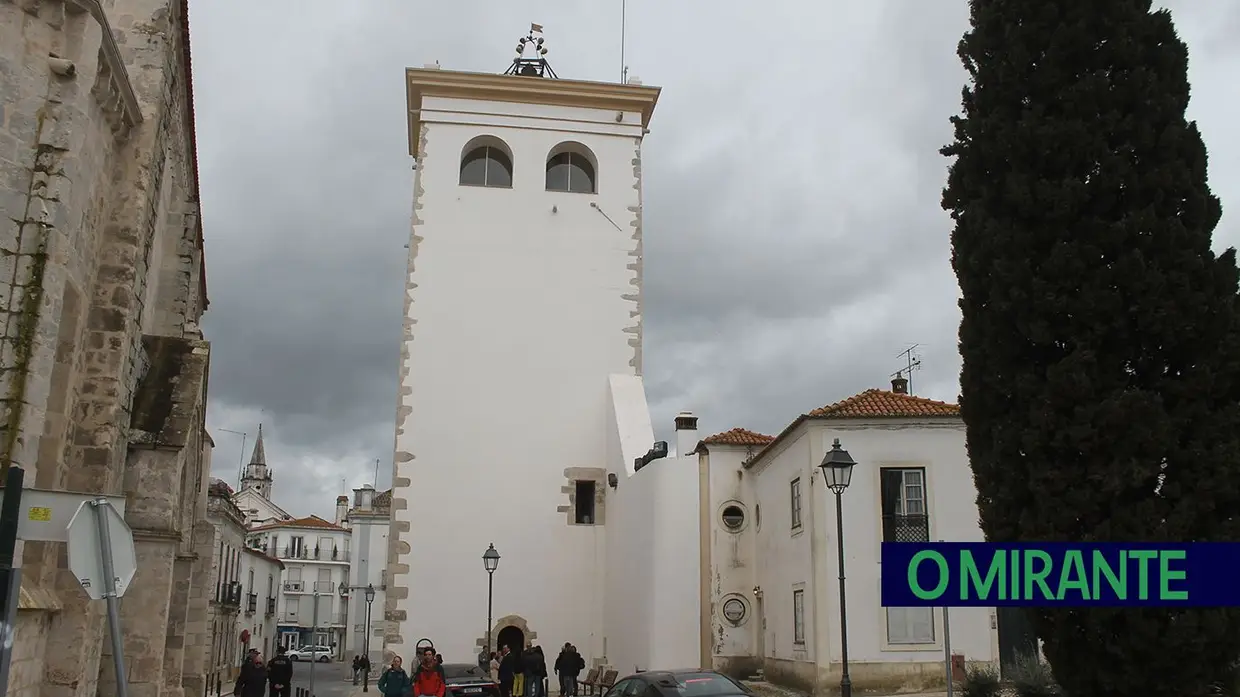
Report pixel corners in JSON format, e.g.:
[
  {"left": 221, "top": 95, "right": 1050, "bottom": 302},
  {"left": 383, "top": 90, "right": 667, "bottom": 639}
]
[
  {"left": 960, "top": 664, "right": 1002, "bottom": 697},
  {"left": 942, "top": 1, "right": 1240, "bottom": 695}
]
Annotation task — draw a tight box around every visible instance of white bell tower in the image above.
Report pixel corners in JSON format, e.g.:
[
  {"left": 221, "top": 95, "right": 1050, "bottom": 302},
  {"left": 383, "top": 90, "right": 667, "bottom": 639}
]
[{"left": 386, "top": 29, "right": 661, "bottom": 662}]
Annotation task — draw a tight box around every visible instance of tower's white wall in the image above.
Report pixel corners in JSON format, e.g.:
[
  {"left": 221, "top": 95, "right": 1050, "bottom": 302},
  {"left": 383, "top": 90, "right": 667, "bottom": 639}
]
[{"left": 389, "top": 95, "right": 647, "bottom": 662}]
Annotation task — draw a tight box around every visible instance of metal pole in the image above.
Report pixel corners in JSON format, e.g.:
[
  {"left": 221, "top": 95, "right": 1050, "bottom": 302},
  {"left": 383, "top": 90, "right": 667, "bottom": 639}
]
[
  {"left": 92, "top": 499, "right": 130, "bottom": 697},
  {"left": 834, "top": 491, "right": 851, "bottom": 697},
  {"left": 941, "top": 540, "right": 954, "bottom": 697},
  {"left": 486, "top": 570, "right": 494, "bottom": 654},
  {"left": 0, "top": 466, "right": 26, "bottom": 697},
  {"left": 363, "top": 597, "right": 372, "bottom": 692},
  {"left": 309, "top": 591, "right": 318, "bottom": 697}
]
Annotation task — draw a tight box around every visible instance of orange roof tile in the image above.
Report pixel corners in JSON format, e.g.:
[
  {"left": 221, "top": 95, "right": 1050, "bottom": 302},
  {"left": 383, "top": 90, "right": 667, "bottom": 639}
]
[
  {"left": 250, "top": 515, "right": 346, "bottom": 533},
  {"left": 807, "top": 389, "right": 959, "bottom": 419},
  {"left": 702, "top": 428, "right": 776, "bottom": 446}
]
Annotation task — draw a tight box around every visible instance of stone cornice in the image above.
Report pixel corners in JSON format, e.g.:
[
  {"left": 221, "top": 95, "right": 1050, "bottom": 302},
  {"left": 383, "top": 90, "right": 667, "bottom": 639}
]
[
  {"left": 405, "top": 68, "right": 661, "bottom": 157},
  {"left": 67, "top": 0, "right": 143, "bottom": 130}
]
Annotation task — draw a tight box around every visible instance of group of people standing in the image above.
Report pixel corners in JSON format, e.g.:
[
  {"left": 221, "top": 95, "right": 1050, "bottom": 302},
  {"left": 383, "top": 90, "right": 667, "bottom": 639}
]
[
  {"left": 483, "top": 642, "right": 585, "bottom": 697},
  {"left": 378, "top": 647, "right": 449, "bottom": 697}
]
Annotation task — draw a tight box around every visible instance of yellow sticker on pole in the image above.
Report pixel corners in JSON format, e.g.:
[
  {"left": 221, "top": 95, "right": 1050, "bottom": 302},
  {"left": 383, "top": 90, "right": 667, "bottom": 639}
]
[{"left": 28, "top": 506, "right": 52, "bottom": 522}]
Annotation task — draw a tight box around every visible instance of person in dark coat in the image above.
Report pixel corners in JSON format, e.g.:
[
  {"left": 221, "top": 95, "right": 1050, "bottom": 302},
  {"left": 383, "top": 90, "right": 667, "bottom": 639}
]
[
  {"left": 234, "top": 650, "right": 269, "bottom": 697},
  {"left": 522, "top": 645, "right": 546, "bottom": 697},
  {"left": 267, "top": 646, "right": 294, "bottom": 697},
  {"left": 497, "top": 645, "right": 517, "bottom": 697}
]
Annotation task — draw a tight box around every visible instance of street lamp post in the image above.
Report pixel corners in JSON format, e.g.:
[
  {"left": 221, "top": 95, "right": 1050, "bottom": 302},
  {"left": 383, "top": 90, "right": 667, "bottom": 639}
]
[
  {"left": 341, "top": 582, "right": 380, "bottom": 691},
  {"left": 483, "top": 544, "right": 501, "bottom": 658},
  {"left": 818, "top": 438, "right": 857, "bottom": 697},
  {"left": 363, "top": 584, "right": 376, "bottom": 692}
]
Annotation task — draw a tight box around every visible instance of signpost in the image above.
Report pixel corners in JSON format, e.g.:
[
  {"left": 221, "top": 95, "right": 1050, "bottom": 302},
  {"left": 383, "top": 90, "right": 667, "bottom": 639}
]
[
  {"left": 0, "top": 466, "right": 26, "bottom": 697},
  {"left": 66, "top": 498, "right": 137, "bottom": 697},
  {"left": 0, "top": 481, "right": 133, "bottom": 697}
]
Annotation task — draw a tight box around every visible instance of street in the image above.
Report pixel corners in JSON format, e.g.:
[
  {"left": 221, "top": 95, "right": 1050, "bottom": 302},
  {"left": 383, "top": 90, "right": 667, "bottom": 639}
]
[{"left": 287, "top": 659, "right": 358, "bottom": 697}]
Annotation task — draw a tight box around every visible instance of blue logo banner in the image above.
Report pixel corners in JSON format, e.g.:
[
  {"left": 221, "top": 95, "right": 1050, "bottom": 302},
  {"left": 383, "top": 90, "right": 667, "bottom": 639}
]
[{"left": 880, "top": 542, "right": 1240, "bottom": 607}]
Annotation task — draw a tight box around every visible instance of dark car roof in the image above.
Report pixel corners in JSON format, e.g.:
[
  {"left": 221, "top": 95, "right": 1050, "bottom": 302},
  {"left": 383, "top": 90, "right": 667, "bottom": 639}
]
[{"left": 618, "top": 670, "right": 747, "bottom": 688}]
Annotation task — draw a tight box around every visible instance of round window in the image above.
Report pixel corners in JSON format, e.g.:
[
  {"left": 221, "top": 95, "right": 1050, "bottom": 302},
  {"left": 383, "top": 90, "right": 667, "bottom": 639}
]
[
  {"left": 722, "top": 598, "right": 747, "bottom": 624},
  {"left": 721, "top": 505, "right": 745, "bottom": 531}
]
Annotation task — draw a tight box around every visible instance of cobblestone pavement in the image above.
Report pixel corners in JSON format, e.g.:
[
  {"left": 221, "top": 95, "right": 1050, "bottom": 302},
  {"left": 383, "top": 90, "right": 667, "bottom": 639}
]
[{"left": 293, "top": 660, "right": 357, "bottom": 697}]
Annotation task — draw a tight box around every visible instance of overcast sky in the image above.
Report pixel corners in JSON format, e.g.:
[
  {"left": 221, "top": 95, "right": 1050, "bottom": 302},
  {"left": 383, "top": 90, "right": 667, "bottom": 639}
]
[{"left": 187, "top": 1, "right": 1240, "bottom": 518}]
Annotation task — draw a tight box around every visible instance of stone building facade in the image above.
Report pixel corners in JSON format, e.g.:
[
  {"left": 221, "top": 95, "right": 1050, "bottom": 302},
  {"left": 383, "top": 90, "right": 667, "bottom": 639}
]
[
  {"left": 203, "top": 481, "right": 247, "bottom": 694},
  {"left": 0, "top": 0, "right": 213, "bottom": 697}
]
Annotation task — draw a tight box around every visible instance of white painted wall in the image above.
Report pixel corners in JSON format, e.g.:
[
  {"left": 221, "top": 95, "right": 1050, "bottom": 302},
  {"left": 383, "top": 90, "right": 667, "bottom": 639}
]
[
  {"left": 391, "top": 95, "right": 648, "bottom": 662},
  {"left": 238, "top": 549, "right": 283, "bottom": 658},
  {"left": 751, "top": 432, "right": 816, "bottom": 663},
  {"left": 749, "top": 420, "right": 996, "bottom": 669},
  {"left": 602, "top": 388, "right": 701, "bottom": 674},
  {"left": 348, "top": 508, "right": 389, "bottom": 664},
  {"left": 704, "top": 445, "right": 760, "bottom": 661}
]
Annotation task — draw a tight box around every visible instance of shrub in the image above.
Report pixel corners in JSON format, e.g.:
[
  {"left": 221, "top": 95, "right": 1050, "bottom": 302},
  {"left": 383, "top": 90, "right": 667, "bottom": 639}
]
[
  {"left": 1008, "top": 656, "right": 1059, "bottom": 697},
  {"left": 960, "top": 664, "right": 1001, "bottom": 697}
]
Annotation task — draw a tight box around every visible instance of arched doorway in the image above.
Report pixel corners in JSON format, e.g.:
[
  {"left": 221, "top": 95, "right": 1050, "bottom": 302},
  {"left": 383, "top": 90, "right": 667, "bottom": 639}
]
[{"left": 497, "top": 625, "right": 525, "bottom": 654}]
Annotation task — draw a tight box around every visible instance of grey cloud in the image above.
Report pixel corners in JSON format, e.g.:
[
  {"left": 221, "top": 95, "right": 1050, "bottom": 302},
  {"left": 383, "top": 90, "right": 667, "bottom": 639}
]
[{"left": 192, "top": 0, "right": 1240, "bottom": 516}]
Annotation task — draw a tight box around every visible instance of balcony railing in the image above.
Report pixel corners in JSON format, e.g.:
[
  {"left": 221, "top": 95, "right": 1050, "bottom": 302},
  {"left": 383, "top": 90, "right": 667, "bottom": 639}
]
[
  {"left": 246, "top": 593, "right": 258, "bottom": 614},
  {"left": 881, "top": 513, "right": 930, "bottom": 543},
  {"left": 279, "top": 614, "right": 300, "bottom": 625},
  {"left": 216, "top": 582, "right": 243, "bottom": 608},
  {"left": 271, "top": 546, "right": 351, "bottom": 562},
  {"left": 266, "top": 597, "right": 277, "bottom": 616},
  {"left": 282, "top": 580, "right": 339, "bottom": 594}
]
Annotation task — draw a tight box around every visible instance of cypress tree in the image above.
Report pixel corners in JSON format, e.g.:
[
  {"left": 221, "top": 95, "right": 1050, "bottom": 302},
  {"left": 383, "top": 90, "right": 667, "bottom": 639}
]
[{"left": 943, "top": 1, "right": 1240, "bottom": 694}]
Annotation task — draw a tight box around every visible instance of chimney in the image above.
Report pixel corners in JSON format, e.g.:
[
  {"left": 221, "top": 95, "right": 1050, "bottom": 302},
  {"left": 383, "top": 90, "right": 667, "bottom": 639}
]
[
  {"left": 335, "top": 495, "right": 348, "bottom": 525},
  {"left": 675, "top": 411, "right": 699, "bottom": 458},
  {"left": 891, "top": 372, "right": 909, "bottom": 395}
]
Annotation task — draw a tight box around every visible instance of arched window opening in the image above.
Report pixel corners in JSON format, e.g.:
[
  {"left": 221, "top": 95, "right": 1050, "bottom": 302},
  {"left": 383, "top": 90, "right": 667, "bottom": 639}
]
[
  {"left": 545, "top": 148, "right": 597, "bottom": 194},
  {"left": 460, "top": 145, "right": 513, "bottom": 188}
]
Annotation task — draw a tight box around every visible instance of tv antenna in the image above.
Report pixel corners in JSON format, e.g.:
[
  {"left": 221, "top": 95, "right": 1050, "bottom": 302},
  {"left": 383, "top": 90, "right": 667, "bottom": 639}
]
[
  {"left": 620, "top": 0, "right": 629, "bottom": 83},
  {"left": 505, "top": 24, "right": 558, "bottom": 79},
  {"left": 892, "top": 344, "right": 923, "bottom": 394}
]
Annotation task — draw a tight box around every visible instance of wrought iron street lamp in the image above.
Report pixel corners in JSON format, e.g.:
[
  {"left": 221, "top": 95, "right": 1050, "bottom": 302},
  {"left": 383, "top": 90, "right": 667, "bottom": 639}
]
[
  {"left": 483, "top": 544, "right": 501, "bottom": 658},
  {"left": 818, "top": 438, "right": 857, "bottom": 697},
  {"left": 363, "top": 584, "right": 376, "bottom": 692}
]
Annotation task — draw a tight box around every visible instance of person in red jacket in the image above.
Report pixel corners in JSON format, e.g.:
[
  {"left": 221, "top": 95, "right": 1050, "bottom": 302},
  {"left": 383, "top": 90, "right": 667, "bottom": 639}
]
[{"left": 412, "top": 647, "right": 446, "bottom": 697}]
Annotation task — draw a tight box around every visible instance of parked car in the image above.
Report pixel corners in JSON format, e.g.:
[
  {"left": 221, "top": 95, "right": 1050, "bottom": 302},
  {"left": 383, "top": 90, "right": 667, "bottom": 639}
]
[
  {"left": 287, "top": 645, "right": 333, "bottom": 662},
  {"left": 443, "top": 663, "right": 500, "bottom": 697},
  {"left": 603, "top": 670, "right": 753, "bottom": 697}
]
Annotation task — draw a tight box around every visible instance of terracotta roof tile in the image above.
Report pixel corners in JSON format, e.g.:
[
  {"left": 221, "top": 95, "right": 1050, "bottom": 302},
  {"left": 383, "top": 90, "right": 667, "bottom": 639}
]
[
  {"left": 374, "top": 489, "right": 391, "bottom": 508},
  {"left": 807, "top": 389, "right": 960, "bottom": 419},
  {"left": 250, "top": 515, "right": 346, "bottom": 533},
  {"left": 702, "top": 428, "right": 775, "bottom": 446}
]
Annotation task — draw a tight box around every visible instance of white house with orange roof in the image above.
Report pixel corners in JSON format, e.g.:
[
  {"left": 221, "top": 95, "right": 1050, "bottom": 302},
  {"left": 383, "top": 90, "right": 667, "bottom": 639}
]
[
  {"left": 248, "top": 515, "right": 353, "bottom": 653},
  {"left": 692, "top": 374, "right": 1002, "bottom": 695}
]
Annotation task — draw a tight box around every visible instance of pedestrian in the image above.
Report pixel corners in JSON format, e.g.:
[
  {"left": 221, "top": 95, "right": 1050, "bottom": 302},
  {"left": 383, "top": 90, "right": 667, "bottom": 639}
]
[
  {"left": 353, "top": 655, "right": 363, "bottom": 685},
  {"left": 498, "top": 645, "right": 517, "bottom": 697},
  {"left": 490, "top": 652, "right": 501, "bottom": 684},
  {"left": 555, "top": 644, "right": 583, "bottom": 697},
  {"left": 377, "top": 655, "right": 412, "bottom": 697},
  {"left": 413, "top": 647, "right": 447, "bottom": 697},
  {"left": 522, "top": 644, "right": 546, "bottom": 697},
  {"left": 267, "top": 646, "right": 293, "bottom": 697},
  {"left": 234, "top": 650, "right": 268, "bottom": 697},
  {"left": 359, "top": 653, "right": 372, "bottom": 685}
]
